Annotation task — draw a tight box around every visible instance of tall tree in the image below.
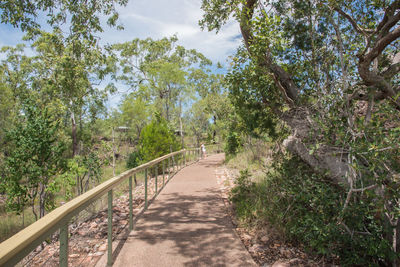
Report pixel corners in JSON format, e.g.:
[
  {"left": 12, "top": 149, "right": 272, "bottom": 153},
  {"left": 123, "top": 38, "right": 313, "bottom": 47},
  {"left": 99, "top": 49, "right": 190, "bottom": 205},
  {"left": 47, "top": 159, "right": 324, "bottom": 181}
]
[
  {"left": 200, "top": 0, "right": 400, "bottom": 261},
  {"left": 112, "top": 37, "right": 211, "bottom": 127}
]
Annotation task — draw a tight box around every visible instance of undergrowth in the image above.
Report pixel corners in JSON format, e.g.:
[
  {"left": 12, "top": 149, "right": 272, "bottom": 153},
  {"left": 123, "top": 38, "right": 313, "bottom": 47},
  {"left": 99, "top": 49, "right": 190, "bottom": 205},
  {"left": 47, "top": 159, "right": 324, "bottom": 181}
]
[{"left": 230, "top": 154, "right": 396, "bottom": 266}]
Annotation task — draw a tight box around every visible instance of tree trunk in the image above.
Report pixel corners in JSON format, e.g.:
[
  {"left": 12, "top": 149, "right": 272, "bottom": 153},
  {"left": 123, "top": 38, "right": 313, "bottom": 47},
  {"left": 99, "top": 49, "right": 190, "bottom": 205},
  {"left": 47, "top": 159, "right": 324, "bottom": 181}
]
[
  {"left": 112, "top": 128, "right": 116, "bottom": 177},
  {"left": 71, "top": 112, "right": 77, "bottom": 157},
  {"left": 281, "top": 107, "right": 349, "bottom": 185},
  {"left": 39, "top": 183, "right": 46, "bottom": 219},
  {"left": 212, "top": 115, "right": 217, "bottom": 143},
  {"left": 179, "top": 101, "right": 184, "bottom": 149}
]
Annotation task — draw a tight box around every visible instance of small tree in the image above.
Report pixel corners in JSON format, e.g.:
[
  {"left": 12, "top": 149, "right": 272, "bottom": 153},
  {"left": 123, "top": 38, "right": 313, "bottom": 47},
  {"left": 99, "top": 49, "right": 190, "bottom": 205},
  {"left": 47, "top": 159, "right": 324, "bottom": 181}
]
[
  {"left": 139, "top": 113, "right": 180, "bottom": 163},
  {"left": 1, "top": 101, "right": 65, "bottom": 220}
]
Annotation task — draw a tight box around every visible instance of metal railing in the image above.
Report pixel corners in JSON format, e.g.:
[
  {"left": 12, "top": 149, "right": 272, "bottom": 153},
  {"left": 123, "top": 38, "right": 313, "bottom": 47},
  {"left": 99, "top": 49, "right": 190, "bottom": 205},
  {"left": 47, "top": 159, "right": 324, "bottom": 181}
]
[{"left": 0, "top": 148, "right": 202, "bottom": 266}]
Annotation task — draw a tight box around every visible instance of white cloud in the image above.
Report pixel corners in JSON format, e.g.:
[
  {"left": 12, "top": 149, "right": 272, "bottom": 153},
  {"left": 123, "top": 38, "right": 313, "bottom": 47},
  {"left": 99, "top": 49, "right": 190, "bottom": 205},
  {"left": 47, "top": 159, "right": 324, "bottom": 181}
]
[
  {"left": 0, "top": 0, "right": 242, "bottom": 108},
  {"left": 99, "top": 0, "right": 241, "bottom": 65}
]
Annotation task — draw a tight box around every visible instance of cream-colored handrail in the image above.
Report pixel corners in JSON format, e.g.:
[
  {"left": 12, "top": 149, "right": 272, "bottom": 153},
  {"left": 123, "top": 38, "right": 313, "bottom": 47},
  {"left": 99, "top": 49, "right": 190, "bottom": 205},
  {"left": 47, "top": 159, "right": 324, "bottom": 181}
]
[{"left": 0, "top": 148, "right": 200, "bottom": 267}]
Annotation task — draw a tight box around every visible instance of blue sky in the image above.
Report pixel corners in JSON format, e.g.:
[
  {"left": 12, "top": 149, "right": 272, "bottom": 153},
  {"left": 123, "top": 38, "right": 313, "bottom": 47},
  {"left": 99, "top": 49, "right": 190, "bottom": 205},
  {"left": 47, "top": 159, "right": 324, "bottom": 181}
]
[{"left": 0, "top": 0, "right": 242, "bottom": 107}]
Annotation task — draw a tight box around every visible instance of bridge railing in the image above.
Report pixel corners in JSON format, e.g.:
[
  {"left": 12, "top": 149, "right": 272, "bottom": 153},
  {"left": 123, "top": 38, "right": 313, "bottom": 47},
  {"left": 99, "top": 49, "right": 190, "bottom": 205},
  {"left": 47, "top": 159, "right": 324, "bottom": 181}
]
[{"left": 0, "top": 148, "right": 201, "bottom": 267}]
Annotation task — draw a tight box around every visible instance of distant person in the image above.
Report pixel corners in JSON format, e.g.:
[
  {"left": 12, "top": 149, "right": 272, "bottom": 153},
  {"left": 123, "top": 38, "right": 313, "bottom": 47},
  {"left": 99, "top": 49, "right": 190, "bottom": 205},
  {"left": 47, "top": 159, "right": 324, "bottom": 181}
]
[{"left": 201, "top": 143, "right": 207, "bottom": 158}]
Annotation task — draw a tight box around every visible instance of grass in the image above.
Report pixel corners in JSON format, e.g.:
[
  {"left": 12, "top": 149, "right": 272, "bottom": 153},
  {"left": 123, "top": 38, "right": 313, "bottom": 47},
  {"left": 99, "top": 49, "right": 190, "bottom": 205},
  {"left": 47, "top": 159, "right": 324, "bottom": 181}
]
[{"left": 0, "top": 209, "right": 36, "bottom": 243}]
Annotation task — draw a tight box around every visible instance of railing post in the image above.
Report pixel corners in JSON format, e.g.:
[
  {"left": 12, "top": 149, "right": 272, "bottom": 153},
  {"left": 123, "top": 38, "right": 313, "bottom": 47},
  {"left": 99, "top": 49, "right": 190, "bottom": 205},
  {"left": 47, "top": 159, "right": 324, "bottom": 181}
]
[
  {"left": 172, "top": 155, "right": 175, "bottom": 174},
  {"left": 162, "top": 160, "right": 165, "bottom": 186},
  {"left": 129, "top": 175, "right": 133, "bottom": 231},
  {"left": 155, "top": 165, "right": 158, "bottom": 194},
  {"left": 107, "top": 190, "right": 113, "bottom": 266},
  {"left": 168, "top": 157, "right": 171, "bottom": 180},
  {"left": 59, "top": 223, "right": 68, "bottom": 267},
  {"left": 144, "top": 169, "right": 148, "bottom": 209}
]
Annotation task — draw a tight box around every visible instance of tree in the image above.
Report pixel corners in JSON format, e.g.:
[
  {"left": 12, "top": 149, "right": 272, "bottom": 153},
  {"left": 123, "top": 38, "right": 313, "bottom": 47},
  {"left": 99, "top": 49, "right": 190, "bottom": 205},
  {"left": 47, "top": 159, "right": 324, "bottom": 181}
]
[
  {"left": 112, "top": 37, "right": 212, "bottom": 128},
  {"left": 201, "top": 0, "right": 399, "bottom": 182},
  {"left": 1, "top": 100, "right": 66, "bottom": 220},
  {"left": 119, "top": 92, "right": 152, "bottom": 144},
  {"left": 200, "top": 0, "right": 400, "bottom": 263},
  {"left": 0, "top": 0, "right": 127, "bottom": 41},
  {"left": 139, "top": 113, "right": 180, "bottom": 163}
]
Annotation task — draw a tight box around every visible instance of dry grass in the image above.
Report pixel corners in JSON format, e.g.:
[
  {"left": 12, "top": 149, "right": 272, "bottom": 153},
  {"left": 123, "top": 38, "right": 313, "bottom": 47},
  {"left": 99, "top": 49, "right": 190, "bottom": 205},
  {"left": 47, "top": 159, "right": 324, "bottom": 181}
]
[
  {"left": 226, "top": 138, "right": 272, "bottom": 182},
  {"left": 0, "top": 208, "right": 36, "bottom": 242}
]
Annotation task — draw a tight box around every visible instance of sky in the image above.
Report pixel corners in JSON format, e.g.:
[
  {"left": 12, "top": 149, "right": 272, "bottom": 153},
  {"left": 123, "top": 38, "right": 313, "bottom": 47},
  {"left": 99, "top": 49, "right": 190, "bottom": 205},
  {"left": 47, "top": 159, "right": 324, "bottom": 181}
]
[{"left": 0, "top": 0, "right": 242, "bottom": 107}]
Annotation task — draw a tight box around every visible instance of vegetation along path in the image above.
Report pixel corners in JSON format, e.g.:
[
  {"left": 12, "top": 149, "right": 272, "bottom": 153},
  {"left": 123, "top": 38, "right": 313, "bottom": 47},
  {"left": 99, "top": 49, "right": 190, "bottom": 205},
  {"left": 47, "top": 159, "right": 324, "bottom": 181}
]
[{"left": 112, "top": 153, "right": 256, "bottom": 267}]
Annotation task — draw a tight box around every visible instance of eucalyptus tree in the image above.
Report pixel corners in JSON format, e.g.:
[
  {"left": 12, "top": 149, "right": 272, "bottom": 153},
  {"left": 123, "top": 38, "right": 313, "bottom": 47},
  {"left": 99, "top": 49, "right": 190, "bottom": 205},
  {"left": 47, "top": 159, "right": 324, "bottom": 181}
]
[
  {"left": 119, "top": 92, "right": 152, "bottom": 144},
  {"left": 112, "top": 37, "right": 212, "bottom": 130},
  {"left": 0, "top": 0, "right": 127, "bottom": 40},
  {"left": 1, "top": 100, "right": 66, "bottom": 221},
  {"left": 1, "top": 0, "right": 127, "bottom": 156},
  {"left": 200, "top": 0, "right": 400, "bottom": 262},
  {"left": 188, "top": 69, "right": 230, "bottom": 142}
]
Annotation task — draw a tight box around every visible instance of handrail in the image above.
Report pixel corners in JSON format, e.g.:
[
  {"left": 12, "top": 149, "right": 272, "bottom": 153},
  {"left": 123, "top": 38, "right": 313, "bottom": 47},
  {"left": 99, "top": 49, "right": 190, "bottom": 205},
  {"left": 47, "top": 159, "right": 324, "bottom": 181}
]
[{"left": 0, "top": 148, "right": 201, "bottom": 267}]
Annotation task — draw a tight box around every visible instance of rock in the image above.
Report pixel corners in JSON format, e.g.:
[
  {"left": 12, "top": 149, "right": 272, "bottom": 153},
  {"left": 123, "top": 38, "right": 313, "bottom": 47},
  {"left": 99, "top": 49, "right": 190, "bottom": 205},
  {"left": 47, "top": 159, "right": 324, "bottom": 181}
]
[
  {"left": 69, "top": 254, "right": 80, "bottom": 258},
  {"left": 279, "top": 248, "right": 292, "bottom": 258},
  {"left": 93, "top": 251, "right": 104, "bottom": 256},
  {"left": 249, "top": 244, "right": 264, "bottom": 254},
  {"left": 78, "top": 230, "right": 87, "bottom": 236},
  {"left": 260, "top": 235, "right": 269, "bottom": 243},
  {"left": 94, "top": 233, "right": 103, "bottom": 239},
  {"left": 288, "top": 258, "right": 302, "bottom": 264},
  {"left": 90, "top": 222, "right": 98, "bottom": 229},
  {"left": 242, "top": 233, "right": 252, "bottom": 242},
  {"left": 98, "top": 243, "right": 107, "bottom": 251},
  {"left": 272, "top": 260, "right": 290, "bottom": 267}
]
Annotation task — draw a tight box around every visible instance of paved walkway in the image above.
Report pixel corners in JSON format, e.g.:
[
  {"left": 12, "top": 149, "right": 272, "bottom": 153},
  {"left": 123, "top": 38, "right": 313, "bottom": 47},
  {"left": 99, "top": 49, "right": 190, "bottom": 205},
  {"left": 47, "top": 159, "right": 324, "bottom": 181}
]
[{"left": 113, "top": 154, "right": 256, "bottom": 267}]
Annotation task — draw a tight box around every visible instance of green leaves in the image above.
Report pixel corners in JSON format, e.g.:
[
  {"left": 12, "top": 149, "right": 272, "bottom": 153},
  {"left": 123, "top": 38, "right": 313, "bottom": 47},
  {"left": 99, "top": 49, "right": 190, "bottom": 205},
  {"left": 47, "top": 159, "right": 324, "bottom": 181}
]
[
  {"left": 1, "top": 0, "right": 127, "bottom": 44},
  {"left": 1, "top": 98, "right": 66, "bottom": 218},
  {"left": 138, "top": 114, "right": 180, "bottom": 163}
]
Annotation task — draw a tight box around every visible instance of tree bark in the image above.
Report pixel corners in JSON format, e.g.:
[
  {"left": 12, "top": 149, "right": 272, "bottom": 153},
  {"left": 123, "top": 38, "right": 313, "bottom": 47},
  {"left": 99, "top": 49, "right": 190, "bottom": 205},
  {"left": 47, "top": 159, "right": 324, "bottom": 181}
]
[{"left": 71, "top": 112, "right": 77, "bottom": 157}]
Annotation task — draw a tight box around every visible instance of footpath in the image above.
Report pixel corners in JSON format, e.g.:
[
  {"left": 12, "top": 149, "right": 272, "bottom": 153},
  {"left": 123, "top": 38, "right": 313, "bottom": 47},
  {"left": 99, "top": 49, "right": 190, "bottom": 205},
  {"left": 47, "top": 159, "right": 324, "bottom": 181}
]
[{"left": 112, "top": 153, "right": 256, "bottom": 267}]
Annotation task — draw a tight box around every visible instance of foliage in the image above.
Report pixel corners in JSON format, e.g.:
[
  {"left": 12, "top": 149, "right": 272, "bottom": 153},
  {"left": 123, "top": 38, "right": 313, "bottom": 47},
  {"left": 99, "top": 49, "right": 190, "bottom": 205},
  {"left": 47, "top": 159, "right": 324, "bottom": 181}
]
[
  {"left": 0, "top": 0, "right": 127, "bottom": 41},
  {"left": 201, "top": 1, "right": 400, "bottom": 264},
  {"left": 60, "top": 144, "right": 111, "bottom": 197},
  {"left": 225, "top": 131, "right": 241, "bottom": 156},
  {"left": 112, "top": 36, "right": 212, "bottom": 130},
  {"left": 139, "top": 113, "right": 180, "bottom": 163},
  {"left": 0, "top": 100, "right": 66, "bottom": 220},
  {"left": 230, "top": 154, "right": 397, "bottom": 265},
  {"left": 126, "top": 151, "right": 142, "bottom": 169},
  {"left": 118, "top": 93, "right": 151, "bottom": 144}
]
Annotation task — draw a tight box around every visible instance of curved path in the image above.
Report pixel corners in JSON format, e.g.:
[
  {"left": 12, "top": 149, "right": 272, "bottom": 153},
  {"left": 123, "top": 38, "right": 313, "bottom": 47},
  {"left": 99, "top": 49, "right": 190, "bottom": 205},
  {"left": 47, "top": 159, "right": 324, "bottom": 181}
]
[{"left": 113, "top": 153, "right": 256, "bottom": 267}]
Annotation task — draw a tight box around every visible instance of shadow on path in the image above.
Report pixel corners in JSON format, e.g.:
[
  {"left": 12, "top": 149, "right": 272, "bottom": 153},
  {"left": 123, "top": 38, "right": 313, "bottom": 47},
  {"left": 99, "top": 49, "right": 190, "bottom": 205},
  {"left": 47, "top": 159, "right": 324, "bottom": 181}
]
[{"left": 112, "top": 154, "right": 256, "bottom": 267}]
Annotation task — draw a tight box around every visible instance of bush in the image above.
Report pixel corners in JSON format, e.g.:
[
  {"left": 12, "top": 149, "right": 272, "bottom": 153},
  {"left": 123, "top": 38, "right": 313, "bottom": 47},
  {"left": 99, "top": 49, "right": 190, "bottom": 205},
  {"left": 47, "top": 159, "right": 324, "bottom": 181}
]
[
  {"left": 126, "top": 151, "right": 142, "bottom": 169},
  {"left": 229, "top": 154, "right": 397, "bottom": 266},
  {"left": 139, "top": 113, "right": 180, "bottom": 163},
  {"left": 225, "top": 131, "right": 241, "bottom": 155}
]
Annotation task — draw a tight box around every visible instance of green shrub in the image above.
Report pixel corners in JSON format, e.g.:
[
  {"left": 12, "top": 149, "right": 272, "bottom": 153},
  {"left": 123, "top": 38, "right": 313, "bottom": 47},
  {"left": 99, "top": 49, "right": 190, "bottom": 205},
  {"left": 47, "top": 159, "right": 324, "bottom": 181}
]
[
  {"left": 225, "top": 131, "right": 241, "bottom": 155},
  {"left": 126, "top": 151, "right": 142, "bottom": 169},
  {"left": 229, "top": 154, "right": 397, "bottom": 266},
  {"left": 139, "top": 113, "right": 180, "bottom": 163}
]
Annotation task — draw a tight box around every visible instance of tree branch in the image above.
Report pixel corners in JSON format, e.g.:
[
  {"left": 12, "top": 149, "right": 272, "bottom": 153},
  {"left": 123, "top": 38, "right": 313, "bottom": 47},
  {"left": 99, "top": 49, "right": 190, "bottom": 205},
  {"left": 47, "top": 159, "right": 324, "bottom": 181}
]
[
  {"left": 376, "top": 1, "right": 400, "bottom": 35},
  {"left": 334, "top": 7, "right": 374, "bottom": 36},
  {"left": 239, "top": 0, "right": 299, "bottom": 104}
]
